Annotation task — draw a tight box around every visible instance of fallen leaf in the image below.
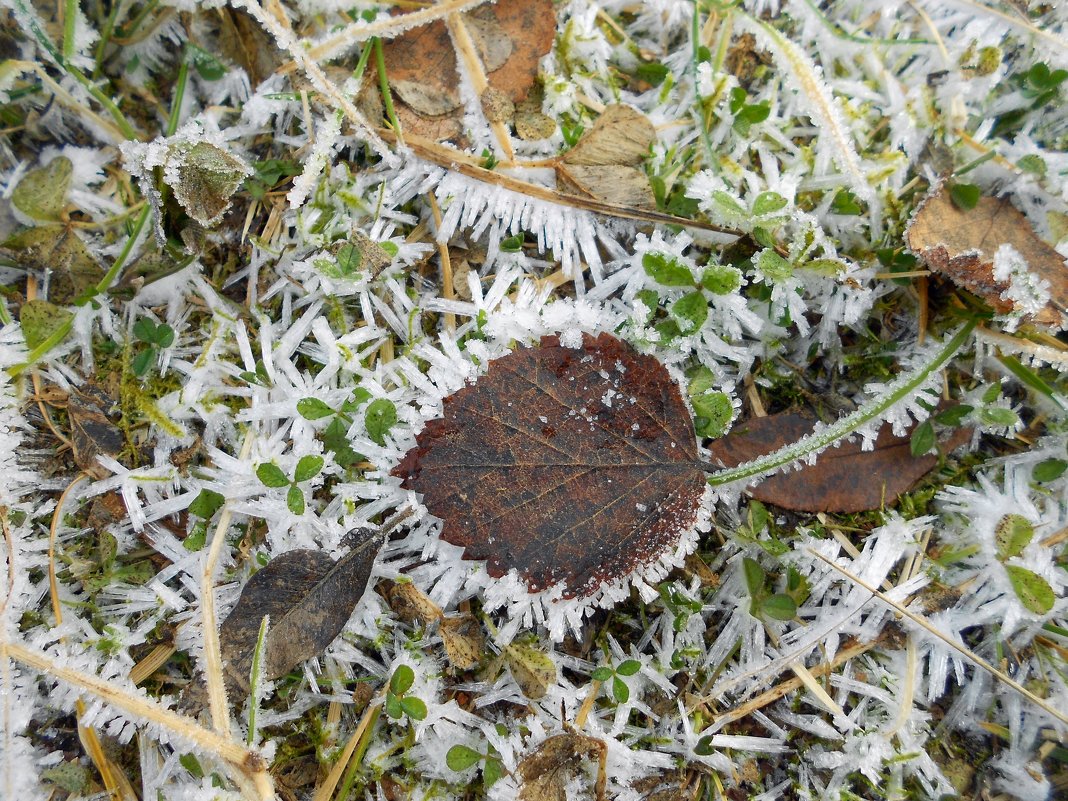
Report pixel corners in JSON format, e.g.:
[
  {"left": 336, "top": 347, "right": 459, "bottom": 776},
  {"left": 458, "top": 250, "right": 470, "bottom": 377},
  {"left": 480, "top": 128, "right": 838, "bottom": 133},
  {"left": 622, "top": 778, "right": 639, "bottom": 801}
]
[
  {"left": 906, "top": 182, "right": 1068, "bottom": 327},
  {"left": 392, "top": 332, "right": 706, "bottom": 599},
  {"left": 561, "top": 105, "right": 656, "bottom": 167},
  {"left": 5, "top": 225, "right": 104, "bottom": 304},
  {"left": 215, "top": 530, "right": 385, "bottom": 703},
  {"left": 19, "top": 299, "right": 72, "bottom": 351},
  {"left": 439, "top": 613, "right": 485, "bottom": 670},
  {"left": 504, "top": 640, "right": 556, "bottom": 700},
  {"left": 12, "top": 156, "right": 72, "bottom": 221},
  {"left": 384, "top": 0, "right": 555, "bottom": 139},
  {"left": 165, "top": 142, "right": 253, "bottom": 228},
  {"left": 556, "top": 105, "right": 657, "bottom": 208},
  {"left": 517, "top": 732, "right": 606, "bottom": 801},
  {"left": 706, "top": 411, "right": 971, "bottom": 513},
  {"left": 216, "top": 7, "right": 283, "bottom": 88},
  {"left": 67, "top": 382, "right": 125, "bottom": 480},
  {"left": 379, "top": 578, "right": 443, "bottom": 625}
]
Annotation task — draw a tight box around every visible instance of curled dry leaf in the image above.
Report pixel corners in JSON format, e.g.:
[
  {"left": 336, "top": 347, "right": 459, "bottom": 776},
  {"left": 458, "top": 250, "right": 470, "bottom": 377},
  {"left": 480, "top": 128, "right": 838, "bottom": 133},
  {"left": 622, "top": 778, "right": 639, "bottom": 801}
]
[
  {"left": 439, "top": 613, "right": 485, "bottom": 670},
  {"left": 906, "top": 182, "right": 1068, "bottom": 328},
  {"left": 379, "top": 578, "right": 443, "bottom": 625},
  {"left": 503, "top": 640, "right": 556, "bottom": 700},
  {"left": 556, "top": 105, "right": 657, "bottom": 208},
  {"left": 67, "top": 382, "right": 125, "bottom": 481},
  {"left": 707, "top": 411, "right": 972, "bottom": 513},
  {"left": 207, "top": 530, "right": 385, "bottom": 706},
  {"left": 517, "top": 732, "right": 607, "bottom": 801},
  {"left": 392, "top": 333, "right": 706, "bottom": 599},
  {"left": 165, "top": 142, "right": 253, "bottom": 228}
]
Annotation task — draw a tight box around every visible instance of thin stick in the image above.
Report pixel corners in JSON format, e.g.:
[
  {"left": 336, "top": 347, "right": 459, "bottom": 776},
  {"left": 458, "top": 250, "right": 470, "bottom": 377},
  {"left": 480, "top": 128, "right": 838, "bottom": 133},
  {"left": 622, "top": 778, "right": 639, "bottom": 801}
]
[
  {"left": 201, "top": 428, "right": 256, "bottom": 736},
  {"left": 312, "top": 702, "right": 382, "bottom": 801},
  {"left": 298, "top": 0, "right": 492, "bottom": 65},
  {"left": 386, "top": 130, "right": 739, "bottom": 235},
  {"left": 707, "top": 638, "right": 879, "bottom": 729},
  {"left": 1, "top": 640, "right": 272, "bottom": 796},
  {"left": 446, "top": 12, "right": 513, "bottom": 161},
  {"left": 48, "top": 473, "right": 91, "bottom": 625},
  {"left": 425, "top": 193, "right": 455, "bottom": 333},
  {"left": 809, "top": 548, "right": 1068, "bottom": 727}
]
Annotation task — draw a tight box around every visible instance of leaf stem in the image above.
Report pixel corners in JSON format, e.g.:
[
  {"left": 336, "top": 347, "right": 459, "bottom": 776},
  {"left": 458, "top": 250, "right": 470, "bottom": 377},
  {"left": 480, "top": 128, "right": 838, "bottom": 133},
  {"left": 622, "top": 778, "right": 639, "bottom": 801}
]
[
  {"left": 373, "top": 37, "right": 404, "bottom": 148},
  {"left": 703, "top": 320, "right": 978, "bottom": 486}
]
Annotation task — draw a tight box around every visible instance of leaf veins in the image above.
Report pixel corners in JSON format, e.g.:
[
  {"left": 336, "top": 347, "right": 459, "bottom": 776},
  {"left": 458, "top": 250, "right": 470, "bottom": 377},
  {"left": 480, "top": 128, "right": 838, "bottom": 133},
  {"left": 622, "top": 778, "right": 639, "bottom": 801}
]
[{"left": 392, "top": 333, "right": 706, "bottom": 598}]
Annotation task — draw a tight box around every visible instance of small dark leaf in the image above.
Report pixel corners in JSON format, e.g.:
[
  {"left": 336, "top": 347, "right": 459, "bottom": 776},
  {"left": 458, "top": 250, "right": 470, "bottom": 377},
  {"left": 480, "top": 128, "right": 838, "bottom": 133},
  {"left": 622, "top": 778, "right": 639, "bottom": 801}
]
[
  {"left": 949, "top": 182, "right": 980, "bottom": 210},
  {"left": 483, "top": 757, "right": 503, "bottom": 789},
  {"left": 385, "top": 693, "right": 403, "bottom": 719},
  {"left": 392, "top": 333, "right": 706, "bottom": 598},
  {"left": 133, "top": 317, "right": 158, "bottom": 344},
  {"left": 1034, "top": 458, "right": 1067, "bottom": 482},
  {"left": 132, "top": 348, "right": 154, "bottom": 377},
  {"left": 995, "top": 514, "right": 1034, "bottom": 561},
  {"left": 209, "top": 530, "right": 386, "bottom": 705},
  {"left": 591, "top": 666, "right": 613, "bottom": 681},
  {"left": 694, "top": 735, "right": 714, "bottom": 756},
  {"left": 642, "top": 252, "right": 694, "bottom": 286},
  {"left": 67, "top": 383, "right": 125, "bottom": 480},
  {"left": 742, "top": 557, "right": 765, "bottom": 597},
  {"left": 365, "top": 398, "right": 398, "bottom": 446},
  {"left": 707, "top": 412, "right": 972, "bottom": 513},
  {"left": 910, "top": 419, "right": 936, "bottom": 457},
  {"left": 612, "top": 675, "right": 629, "bottom": 703}
]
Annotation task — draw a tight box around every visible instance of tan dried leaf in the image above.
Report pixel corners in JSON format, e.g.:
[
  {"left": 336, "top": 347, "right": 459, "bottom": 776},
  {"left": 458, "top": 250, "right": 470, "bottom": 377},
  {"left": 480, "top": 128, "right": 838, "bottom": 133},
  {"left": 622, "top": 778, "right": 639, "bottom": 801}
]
[
  {"left": 906, "top": 183, "right": 1068, "bottom": 327},
  {"left": 503, "top": 641, "right": 556, "bottom": 700},
  {"left": 67, "top": 382, "right": 125, "bottom": 480},
  {"left": 5, "top": 225, "right": 104, "bottom": 304},
  {"left": 517, "top": 732, "right": 606, "bottom": 801},
  {"left": 439, "top": 613, "right": 485, "bottom": 670},
  {"left": 481, "top": 86, "right": 515, "bottom": 124},
  {"left": 561, "top": 105, "right": 656, "bottom": 167},
  {"left": 380, "top": 578, "right": 443, "bottom": 625},
  {"left": 392, "top": 79, "right": 461, "bottom": 118},
  {"left": 556, "top": 164, "right": 656, "bottom": 209}
]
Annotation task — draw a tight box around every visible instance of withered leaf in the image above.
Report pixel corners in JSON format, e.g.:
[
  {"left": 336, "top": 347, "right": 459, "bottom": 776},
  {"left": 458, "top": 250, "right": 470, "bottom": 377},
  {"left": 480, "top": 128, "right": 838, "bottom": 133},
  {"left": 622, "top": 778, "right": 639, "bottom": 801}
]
[
  {"left": 379, "top": 578, "right": 443, "bottom": 625},
  {"left": 19, "top": 299, "right": 72, "bottom": 351},
  {"left": 503, "top": 640, "right": 555, "bottom": 699},
  {"left": 217, "top": 530, "right": 385, "bottom": 703},
  {"left": 67, "top": 382, "right": 125, "bottom": 480},
  {"left": 216, "top": 7, "right": 283, "bottom": 88},
  {"left": 5, "top": 225, "right": 104, "bottom": 304},
  {"left": 165, "top": 142, "right": 252, "bottom": 228},
  {"left": 556, "top": 105, "right": 657, "bottom": 208},
  {"left": 517, "top": 732, "right": 606, "bottom": 801},
  {"left": 561, "top": 105, "right": 656, "bottom": 167},
  {"left": 906, "top": 182, "right": 1068, "bottom": 327},
  {"left": 706, "top": 412, "right": 971, "bottom": 513},
  {"left": 392, "top": 333, "right": 706, "bottom": 598},
  {"left": 12, "top": 156, "right": 72, "bottom": 221},
  {"left": 556, "top": 164, "right": 657, "bottom": 209},
  {"left": 439, "top": 613, "right": 485, "bottom": 670}
]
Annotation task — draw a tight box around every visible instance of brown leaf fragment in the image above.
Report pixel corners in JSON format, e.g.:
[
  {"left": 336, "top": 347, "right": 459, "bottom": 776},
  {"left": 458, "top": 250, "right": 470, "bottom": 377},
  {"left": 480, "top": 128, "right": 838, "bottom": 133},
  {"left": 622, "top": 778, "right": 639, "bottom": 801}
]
[
  {"left": 216, "top": 7, "right": 284, "bottom": 88},
  {"left": 518, "top": 732, "right": 606, "bottom": 801},
  {"left": 67, "top": 382, "right": 125, "bottom": 480},
  {"left": 87, "top": 492, "right": 127, "bottom": 535},
  {"left": 215, "top": 530, "right": 385, "bottom": 704},
  {"left": 392, "top": 333, "right": 706, "bottom": 599},
  {"left": 439, "top": 613, "right": 485, "bottom": 670},
  {"left": 906, "top": 183, "right": 1068, "bottom": 327},
  {"left": 706, "top": 412, "right": 971, "bottom": 513},
  {"left": 561, "top": 105, "right": 656, "bottom": 167},
  {"left": 504, "top": 640, "right": 556, "bottom": 700},
  {"left": 379, "top": 578, "right": 443, "bottom": 625}
]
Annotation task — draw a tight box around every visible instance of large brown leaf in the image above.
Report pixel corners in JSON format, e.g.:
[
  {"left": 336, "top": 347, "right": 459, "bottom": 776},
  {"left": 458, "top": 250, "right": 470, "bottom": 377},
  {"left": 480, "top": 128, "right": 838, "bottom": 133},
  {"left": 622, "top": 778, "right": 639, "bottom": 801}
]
[
  {"left": 706, "top": 412, "right": 970, "bottom": 513},
  {"left": 392, "top": 333, "right": 706, "bottom": 599}
]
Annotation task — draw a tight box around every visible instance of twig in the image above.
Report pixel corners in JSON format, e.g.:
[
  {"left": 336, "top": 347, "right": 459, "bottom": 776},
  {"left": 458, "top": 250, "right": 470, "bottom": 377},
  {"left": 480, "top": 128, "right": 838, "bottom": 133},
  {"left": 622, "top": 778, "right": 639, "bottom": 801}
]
[
  {"left": 312, "top": 702, "right": 382, "bottom": 801},
  {"left": 201, "top": 428, "right": 256, "bottom": 736},
  {"left": 445, "top": 13, "right": 513, "bottom": 161},
  {"left": 809, "top": 548, "right": 1068, "bottom": 727}
]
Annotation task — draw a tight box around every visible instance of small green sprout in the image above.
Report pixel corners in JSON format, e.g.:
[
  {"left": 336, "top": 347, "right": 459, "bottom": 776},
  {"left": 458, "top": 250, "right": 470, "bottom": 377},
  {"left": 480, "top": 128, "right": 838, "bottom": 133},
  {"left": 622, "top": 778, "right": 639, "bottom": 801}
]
[
  {"left": 591, "top": 658, "right": 641, "bottom": 703},
  {"left": 132, "top": 317, "right": 175, "bottom": 376},
  {"left": 385, "top": 664, "right": 427, "bottom": 721},
  {"left": 446, "top": 738, "right": 505, "bottom": 790},
  {"left": 256, "top": 455, "right": 324, "bottom": 515}
]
